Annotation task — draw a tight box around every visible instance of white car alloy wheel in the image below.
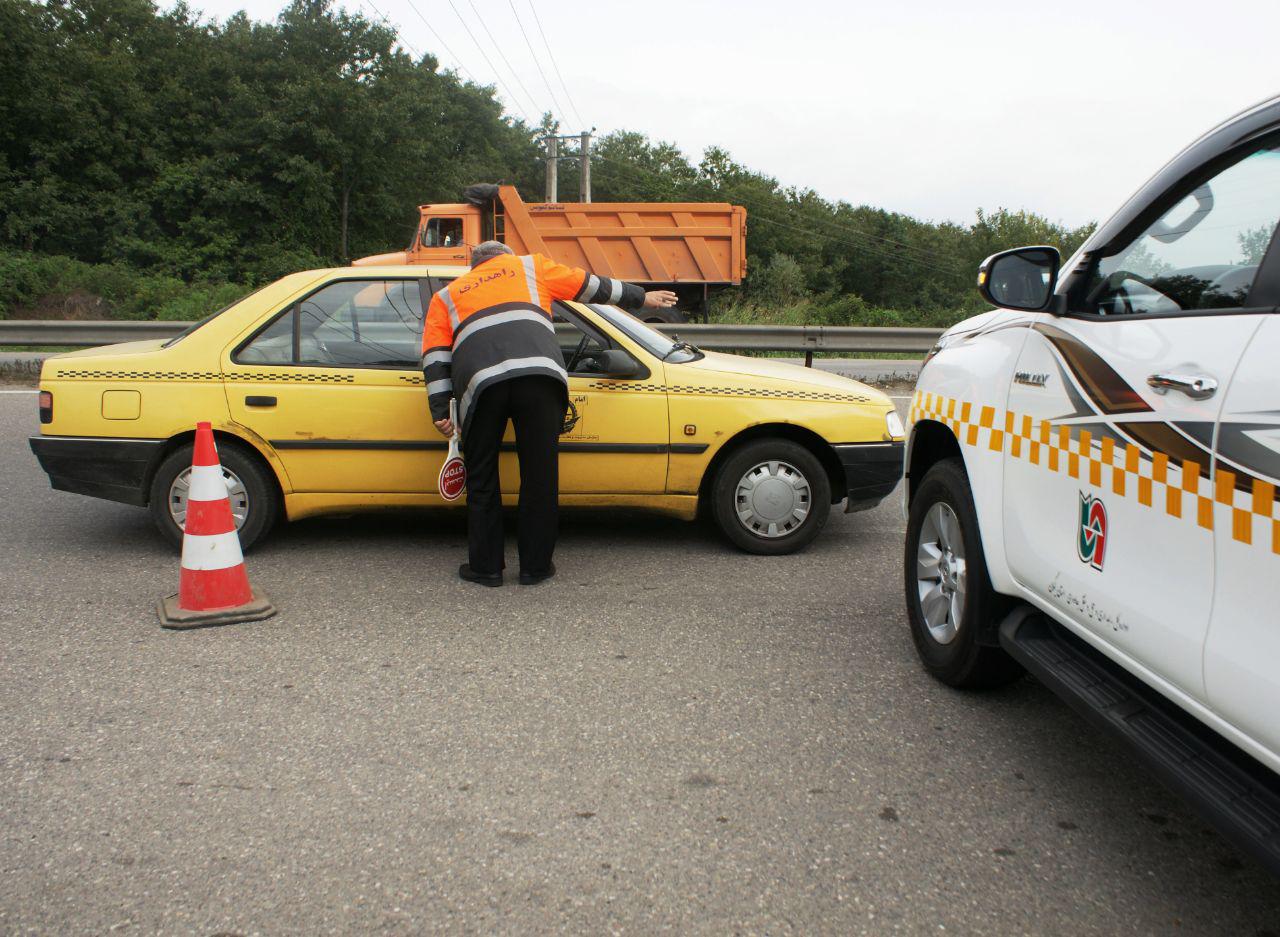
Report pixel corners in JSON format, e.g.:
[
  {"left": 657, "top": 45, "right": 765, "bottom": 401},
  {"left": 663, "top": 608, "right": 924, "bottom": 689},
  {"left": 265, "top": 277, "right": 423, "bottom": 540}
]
[
  {"left": 915, "top": 502, "right": 967, "bottom": 644},
  {"left": 168, "top": 465, "right": 248, "bottom": 531},
  {"left": 734, "top": 459, "right": 812, "bottom": 538}
]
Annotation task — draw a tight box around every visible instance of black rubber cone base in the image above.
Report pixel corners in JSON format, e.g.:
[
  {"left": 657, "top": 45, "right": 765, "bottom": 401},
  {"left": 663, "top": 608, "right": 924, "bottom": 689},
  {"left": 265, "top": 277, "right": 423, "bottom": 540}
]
[{"left": 158, "top": 589, "right": 276, "bottom": 630}]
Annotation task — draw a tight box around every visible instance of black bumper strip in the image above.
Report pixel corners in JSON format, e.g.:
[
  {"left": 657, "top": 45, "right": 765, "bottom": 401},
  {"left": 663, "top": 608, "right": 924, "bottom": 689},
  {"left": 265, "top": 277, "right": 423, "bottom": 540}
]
[
  {"left": 29, "top": 435, "right": 165, "bottom": 507},
  {"left": 833, "top": 441, "right": 903, "bottom": 507},
  {"left": 268, "top": 439, "right": 707, "bottom": 455}
]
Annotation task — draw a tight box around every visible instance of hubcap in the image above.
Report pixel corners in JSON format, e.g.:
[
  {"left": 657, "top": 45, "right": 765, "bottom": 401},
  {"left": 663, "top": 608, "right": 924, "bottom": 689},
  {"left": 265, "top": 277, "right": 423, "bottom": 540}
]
[
  {"left": 734, "top": 460, "right": 811, "bottom": 538},
  {"left": 168, "top": 466, "right": 248, "bottom": 531},
  {"left": 915, "top": 502, "right": 967, "bottom": 644}
]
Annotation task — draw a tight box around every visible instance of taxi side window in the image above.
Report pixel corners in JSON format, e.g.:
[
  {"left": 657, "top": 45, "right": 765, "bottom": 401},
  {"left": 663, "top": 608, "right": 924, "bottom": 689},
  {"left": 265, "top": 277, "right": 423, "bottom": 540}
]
[
  {"left": 237, "top": 279, "right": 425, "bottom": 368},
  {"left": 554, "top": 304, "right": 616, "bottom": 376},
  {"left": 1081, "top": 144, "right": 1280, "bottom": 316}
]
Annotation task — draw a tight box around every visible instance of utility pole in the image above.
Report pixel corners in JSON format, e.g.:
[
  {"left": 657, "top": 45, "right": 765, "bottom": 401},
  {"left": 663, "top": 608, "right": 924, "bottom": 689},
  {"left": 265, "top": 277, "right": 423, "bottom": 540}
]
[
  {"left": 545, "top": 135, "right": 558, "bottom": 203},
  {"left": 543, "top": 131, "right": 595, "bottom": 203}
]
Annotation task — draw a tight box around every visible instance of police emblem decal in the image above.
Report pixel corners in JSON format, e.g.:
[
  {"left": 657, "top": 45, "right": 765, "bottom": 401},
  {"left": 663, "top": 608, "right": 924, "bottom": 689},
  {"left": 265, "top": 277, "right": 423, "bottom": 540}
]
[{"left": 1077, "top": 492, "right": 1108, "bottom": 571}]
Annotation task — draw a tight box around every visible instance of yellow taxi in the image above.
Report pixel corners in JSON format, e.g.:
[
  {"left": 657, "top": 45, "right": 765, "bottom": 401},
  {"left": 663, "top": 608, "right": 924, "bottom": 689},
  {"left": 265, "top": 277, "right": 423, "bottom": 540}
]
[{"left": 29, "top": 266, "right": 904, "bottom": 554}]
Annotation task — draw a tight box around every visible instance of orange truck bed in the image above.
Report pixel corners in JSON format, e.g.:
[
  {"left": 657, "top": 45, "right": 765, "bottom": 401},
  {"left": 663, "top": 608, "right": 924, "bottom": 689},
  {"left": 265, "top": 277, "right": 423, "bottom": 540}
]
[{"left": 355, "top": 184, "right": 747, "bottom": 290}]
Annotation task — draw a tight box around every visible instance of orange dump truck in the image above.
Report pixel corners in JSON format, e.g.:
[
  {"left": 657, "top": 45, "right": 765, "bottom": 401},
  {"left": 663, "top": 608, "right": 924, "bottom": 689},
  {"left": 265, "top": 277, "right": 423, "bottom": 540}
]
[{"left": 353, "top": 183, "right": 747, "bottom": 322}]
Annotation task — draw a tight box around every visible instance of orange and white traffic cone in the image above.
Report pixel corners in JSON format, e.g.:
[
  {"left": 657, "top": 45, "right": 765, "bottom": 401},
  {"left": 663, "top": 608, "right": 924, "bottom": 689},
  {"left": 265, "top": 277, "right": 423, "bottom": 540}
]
[{"left": 158, "top": 422, "right": 276, "bottom": 629}]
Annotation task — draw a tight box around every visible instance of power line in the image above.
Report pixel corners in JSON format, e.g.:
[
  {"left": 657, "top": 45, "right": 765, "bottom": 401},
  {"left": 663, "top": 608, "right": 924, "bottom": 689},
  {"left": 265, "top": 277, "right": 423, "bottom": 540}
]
[
  {"left": 591, "top": 153, "right": 965, "bottom": 277},
  {"left": 526, "top": 0, "right": 584, "bottom": 128},
  {"left": 462, "top": 0, "right": 549, "bottom": 122},
  {"left": 362, "top": 0, "right": 424, "bottom": 60},
  {"left": 441, "top": 0, "right": 532, "bottom": 123},
  {"left": 749, "top": 215, "right": 965, "bottom": 277},
  {"left": 398, "top": 0, "right": 477, "bottom": 81},
  {"left": 591, "top": 151, "right": 964, "bottom": 271},
  {"left": 506, "top": 0, "right": 568, "bottom": 130}
]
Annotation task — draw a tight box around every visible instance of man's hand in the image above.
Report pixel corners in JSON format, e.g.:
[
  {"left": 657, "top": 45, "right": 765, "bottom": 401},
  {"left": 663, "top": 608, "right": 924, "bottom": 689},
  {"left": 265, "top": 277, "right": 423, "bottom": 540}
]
[
  {"left": 434, "top": 417, "right": 455, "bottom": 437},
  {"left": 642, "top": 290, "right": 678, "bottom": 309}
]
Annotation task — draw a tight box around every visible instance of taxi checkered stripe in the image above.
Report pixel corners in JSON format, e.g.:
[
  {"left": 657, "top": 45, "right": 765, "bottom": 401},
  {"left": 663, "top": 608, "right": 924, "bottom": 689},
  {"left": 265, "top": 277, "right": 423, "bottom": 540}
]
[
  {"left": 586, "top": 382, "right": 873, "bottom": 403},
  {"left": 53, "top": 369, "right": 356, "bottom": 383},
  {"left": 235, "top": 372, "right": 356, "bottom": 383},
  {"left": 53, "top": 368, "right": 222, "bottom": 381},
  {"left": 911, "top": 391, "right": 1280, "bottom": 555}
]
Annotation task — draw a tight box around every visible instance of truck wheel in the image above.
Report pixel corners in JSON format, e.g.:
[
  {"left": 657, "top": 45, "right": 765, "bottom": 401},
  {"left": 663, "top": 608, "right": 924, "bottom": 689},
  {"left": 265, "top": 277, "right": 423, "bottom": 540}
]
[
  {"left": 711, "top": 439, "right": 831, "bottom": 555},
  {"left": 637, "top": 307, "right": 687, "bottom": 324},
  {"left": 904, "top": 458, "right": 1022, "bottom": 688},
  {"left": 147, "top": 440, "right": 280, "bottom": 552}
]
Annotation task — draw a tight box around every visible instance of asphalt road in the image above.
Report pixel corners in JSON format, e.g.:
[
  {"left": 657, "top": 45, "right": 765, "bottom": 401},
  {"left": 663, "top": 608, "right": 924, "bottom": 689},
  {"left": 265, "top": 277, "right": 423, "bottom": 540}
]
[{"left": 2, "top": 390, "right": 1278, "bottom": 935}]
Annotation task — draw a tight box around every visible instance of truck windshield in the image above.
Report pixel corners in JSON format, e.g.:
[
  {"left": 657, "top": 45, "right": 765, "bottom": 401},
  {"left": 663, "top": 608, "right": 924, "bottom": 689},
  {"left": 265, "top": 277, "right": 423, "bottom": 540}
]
[{"left": 587, "top": 304, "right": 702, "bottom": 363}]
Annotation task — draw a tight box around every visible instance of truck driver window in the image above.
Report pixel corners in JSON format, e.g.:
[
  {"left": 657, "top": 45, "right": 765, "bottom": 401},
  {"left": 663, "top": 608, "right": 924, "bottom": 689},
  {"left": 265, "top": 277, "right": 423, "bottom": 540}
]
[
  {"left": 1083, "top": 145, "right": 1280, "bottom": 316},
  {"left": 423, "top": 218, "right": 464, "bottom": 248}
]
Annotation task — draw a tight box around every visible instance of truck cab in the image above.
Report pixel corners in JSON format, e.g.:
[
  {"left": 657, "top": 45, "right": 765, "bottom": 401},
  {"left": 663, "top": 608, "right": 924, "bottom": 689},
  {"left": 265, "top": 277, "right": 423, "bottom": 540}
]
[{"left": 353, "top": 202, "right": 480, "bottom": 268}]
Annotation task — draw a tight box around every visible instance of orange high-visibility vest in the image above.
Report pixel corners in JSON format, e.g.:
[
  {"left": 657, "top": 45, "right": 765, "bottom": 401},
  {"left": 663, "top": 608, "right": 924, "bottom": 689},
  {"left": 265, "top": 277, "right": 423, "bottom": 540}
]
[{"left": 421, "top": 253, "right": 644, "bottom": 433}]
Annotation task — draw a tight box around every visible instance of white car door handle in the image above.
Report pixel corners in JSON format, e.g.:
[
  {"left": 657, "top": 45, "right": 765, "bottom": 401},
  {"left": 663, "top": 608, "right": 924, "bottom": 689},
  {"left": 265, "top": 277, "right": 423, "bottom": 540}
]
[{"left": 1147, "top": 372, "right": 1218, "bottom": 399}]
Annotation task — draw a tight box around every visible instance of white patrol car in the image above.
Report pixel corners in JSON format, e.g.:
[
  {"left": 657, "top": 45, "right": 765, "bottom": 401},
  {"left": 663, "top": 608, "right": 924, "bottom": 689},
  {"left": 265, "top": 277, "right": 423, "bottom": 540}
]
[{"left": 903, "top": 95, "right": 1280, "bottom": 874}]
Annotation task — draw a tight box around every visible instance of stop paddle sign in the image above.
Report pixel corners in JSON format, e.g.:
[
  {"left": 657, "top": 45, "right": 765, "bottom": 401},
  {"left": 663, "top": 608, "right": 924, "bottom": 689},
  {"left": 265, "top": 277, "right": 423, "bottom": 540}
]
[{"left": 438, "top": 399, "right": 466, "bottom": 501}]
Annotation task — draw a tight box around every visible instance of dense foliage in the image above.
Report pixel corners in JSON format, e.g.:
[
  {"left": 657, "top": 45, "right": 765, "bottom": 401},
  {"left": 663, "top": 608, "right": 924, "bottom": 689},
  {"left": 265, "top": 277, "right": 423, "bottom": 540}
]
[{"left": 0, "top": 0, "right": 1096, "bottom": 324}]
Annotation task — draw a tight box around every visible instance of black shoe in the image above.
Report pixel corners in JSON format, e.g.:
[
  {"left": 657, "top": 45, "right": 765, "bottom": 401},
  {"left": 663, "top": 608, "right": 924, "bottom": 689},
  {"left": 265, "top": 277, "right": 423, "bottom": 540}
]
[
  {"left": 518, "top": 562, "right": 556, "bottom": 585},
  {"left": 459, "top": 564, "right": 503, "bottom": 587}
]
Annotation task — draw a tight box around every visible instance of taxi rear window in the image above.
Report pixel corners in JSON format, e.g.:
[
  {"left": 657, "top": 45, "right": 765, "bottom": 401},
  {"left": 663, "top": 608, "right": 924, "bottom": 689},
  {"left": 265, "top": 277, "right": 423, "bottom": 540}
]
[{"left": 162, "top": 285, "right": 269, "bottom": 348}]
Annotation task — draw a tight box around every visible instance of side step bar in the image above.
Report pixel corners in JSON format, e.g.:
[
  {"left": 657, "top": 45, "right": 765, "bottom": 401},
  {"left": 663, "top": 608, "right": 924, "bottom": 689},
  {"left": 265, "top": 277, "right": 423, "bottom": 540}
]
[{"left": 999, "top": 607, "right": 1280, "bottom": 876}]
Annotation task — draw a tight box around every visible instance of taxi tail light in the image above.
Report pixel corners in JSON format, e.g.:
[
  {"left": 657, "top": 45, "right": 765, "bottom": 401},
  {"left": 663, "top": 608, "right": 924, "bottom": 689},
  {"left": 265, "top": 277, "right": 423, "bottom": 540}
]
[{"left": 38, "top": 390, "right": 52, "bottom": 424}]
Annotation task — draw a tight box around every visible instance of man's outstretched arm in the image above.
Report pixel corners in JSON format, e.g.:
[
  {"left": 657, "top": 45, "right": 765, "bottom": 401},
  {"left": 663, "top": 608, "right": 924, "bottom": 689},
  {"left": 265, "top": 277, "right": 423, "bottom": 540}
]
[{"left": 538, "top": 255, "right": 678, "bottom": 312}]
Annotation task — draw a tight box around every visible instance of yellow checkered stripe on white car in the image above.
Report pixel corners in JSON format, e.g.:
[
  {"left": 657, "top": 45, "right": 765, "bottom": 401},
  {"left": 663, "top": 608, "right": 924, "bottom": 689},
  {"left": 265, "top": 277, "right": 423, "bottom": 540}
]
[{"left": 911, "top": 391, "right": 1280, "bottom": 554}]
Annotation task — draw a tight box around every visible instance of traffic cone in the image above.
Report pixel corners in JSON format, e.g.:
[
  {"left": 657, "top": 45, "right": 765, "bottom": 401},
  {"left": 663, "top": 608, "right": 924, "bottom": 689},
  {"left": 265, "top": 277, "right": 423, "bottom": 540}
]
[{"left": 158, "top": 422, "right": 276, "bottom": 629}]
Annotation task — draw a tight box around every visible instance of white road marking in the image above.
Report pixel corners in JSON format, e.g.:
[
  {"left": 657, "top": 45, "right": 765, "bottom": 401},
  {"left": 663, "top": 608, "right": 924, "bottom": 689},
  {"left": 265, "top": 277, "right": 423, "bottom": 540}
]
[{"left": 0, "top": 390, "right": 37, "bottom": 394}]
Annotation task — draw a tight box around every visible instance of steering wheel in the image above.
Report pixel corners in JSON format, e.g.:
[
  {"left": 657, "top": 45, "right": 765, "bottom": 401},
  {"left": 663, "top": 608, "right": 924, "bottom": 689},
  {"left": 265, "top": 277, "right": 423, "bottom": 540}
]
[
  {"left": 565, "top": 333, "right": 592, "bottom": 372},
  {"left": 1085, "top": 269, "right": 1159, "bottom": 315}
]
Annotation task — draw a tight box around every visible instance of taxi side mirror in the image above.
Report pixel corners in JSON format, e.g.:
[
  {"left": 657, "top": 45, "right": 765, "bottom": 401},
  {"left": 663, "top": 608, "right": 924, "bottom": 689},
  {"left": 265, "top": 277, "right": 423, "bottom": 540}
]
[
  {"left": 582, "top": 348, "right": 641, "bottom": 378},
  {"left": 978, "top": 246, "right": 1061, "bottom": 312}
]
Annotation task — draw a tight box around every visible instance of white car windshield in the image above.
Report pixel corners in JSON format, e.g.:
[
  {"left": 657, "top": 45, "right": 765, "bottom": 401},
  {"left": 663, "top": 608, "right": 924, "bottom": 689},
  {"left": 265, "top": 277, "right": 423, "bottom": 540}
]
[{"left": 587, "top": 304, "right": 701, "bottom": 363}]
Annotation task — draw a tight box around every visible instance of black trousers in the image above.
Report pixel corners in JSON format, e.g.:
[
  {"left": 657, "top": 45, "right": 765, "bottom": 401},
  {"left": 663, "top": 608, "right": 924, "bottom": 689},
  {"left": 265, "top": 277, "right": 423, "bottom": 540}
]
[{"left": 462, "top": 375, "right": 563, "bottom": 575}]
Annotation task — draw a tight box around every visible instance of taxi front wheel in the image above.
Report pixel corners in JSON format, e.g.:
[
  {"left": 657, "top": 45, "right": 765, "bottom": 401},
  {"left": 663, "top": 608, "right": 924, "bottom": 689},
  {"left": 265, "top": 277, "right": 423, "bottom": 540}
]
[
  {"left": 904, "top": 458, "right": 1022, "bottom": 688},
  {"left": 147, "top": 441, "right": 280, "bottom": 552},
  {"left": 711, "top": 439, "right": 830, "bottom": 555}
]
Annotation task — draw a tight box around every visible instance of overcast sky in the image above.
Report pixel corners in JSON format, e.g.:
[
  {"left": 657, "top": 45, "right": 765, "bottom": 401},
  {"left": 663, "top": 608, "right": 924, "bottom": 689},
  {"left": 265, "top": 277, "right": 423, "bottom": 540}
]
[{"left": 177, "top": 0, "right": 1280, "bottom": 229}]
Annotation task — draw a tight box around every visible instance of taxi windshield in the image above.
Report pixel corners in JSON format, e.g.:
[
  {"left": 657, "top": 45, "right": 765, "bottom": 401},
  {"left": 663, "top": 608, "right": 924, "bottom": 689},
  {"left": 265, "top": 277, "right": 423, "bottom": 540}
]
[{"left": 587, "top": 304, "right": 702, "bottom": 363}]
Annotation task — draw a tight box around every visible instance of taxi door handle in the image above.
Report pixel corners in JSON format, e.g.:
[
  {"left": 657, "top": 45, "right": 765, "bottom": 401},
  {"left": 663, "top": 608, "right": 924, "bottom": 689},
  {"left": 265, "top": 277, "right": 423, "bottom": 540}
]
[
  {"left": 1147, "top": 372, "right": 1217, "bottom": 400},
  {"left": 245, "top": 395, "right": 277, "bottom": 407}
]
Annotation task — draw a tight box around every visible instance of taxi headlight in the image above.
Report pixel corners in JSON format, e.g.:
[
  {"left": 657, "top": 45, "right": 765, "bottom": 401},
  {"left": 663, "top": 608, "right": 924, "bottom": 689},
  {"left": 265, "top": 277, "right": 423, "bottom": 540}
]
[{"left": 885, "top": 409, "right": 905, "bottom": 439}]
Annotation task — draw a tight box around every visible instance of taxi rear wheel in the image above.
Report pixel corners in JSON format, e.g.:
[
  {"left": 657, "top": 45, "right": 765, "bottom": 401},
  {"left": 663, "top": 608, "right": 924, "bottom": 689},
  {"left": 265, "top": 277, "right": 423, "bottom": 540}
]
[
  {"left": 711, "top": 439, "right": 831, "bottom": 555},
  {"left": 148, "top": 440, "right": 280, "bottom": 552},
  {"left": 904, "top": 458, "right": 1022, "bottom": 688}
]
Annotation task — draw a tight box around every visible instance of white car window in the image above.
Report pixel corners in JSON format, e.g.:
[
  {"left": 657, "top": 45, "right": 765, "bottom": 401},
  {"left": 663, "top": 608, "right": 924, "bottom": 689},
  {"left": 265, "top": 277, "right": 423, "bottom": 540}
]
[{"left": 1086, "top": 145, "right": 1280, "bottom": 314}]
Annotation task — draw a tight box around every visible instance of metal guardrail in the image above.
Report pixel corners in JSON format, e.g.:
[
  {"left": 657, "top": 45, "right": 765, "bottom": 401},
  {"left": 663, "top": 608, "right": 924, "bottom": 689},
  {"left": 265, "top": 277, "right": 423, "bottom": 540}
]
[
  {"left": 0, "top": 320, "right": 187, "bottom": 346},
  {"left": 0, "top": 319, "right": 943, "bottom": 356},
  {"left": 652, "top": 323, "right": 941, "bottom": 355}
]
